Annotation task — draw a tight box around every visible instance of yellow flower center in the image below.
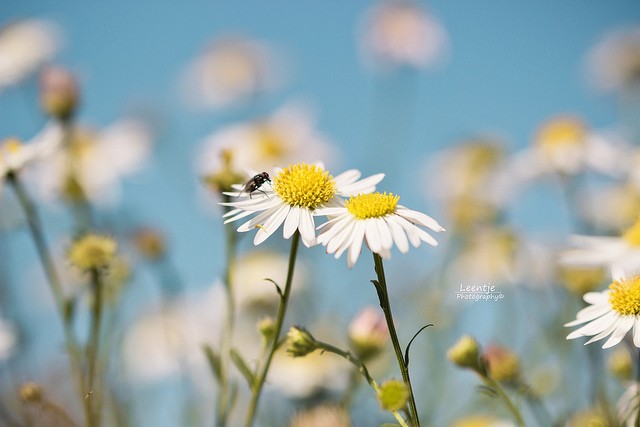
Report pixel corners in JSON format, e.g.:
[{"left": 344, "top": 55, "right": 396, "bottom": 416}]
[
  {"left": 609, "top": 275, "right": 640, "bottom": 316},
  {"left": 68, "top": 234, "right": 117, "bottom": 270},
  {"left": 622, "top": 218, "right": 640, "bottom": 247},
  {"left": 3, "top": 138, "right": 22, "bottom": 154},
  {"left": 256, "top": 125, "right": 286, "bottom": 160},
  {"left": 536, "top": 117, "right": 586, "bottom": 153},
  {"left": 346, "top": 192, "right": 399, "bottom": 219},
  {"left": 273, "top": 163, "right": 336, "bottom": 209}
]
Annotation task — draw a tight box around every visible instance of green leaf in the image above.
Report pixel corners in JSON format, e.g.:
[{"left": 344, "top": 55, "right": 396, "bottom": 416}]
[
  {"left": 202, "top": 344, "right": 222, "bottom": 382},
  {"left": 263, "top": 278, "right": 283, "bottom": 299},
  {"left": 230, "top": 348, "right": 255, "bottom": 386},
  {"left": 404, "top": 324, "right": 433, "bottom": 367}
]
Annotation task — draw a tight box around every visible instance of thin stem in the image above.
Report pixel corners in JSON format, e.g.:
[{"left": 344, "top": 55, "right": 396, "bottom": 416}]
[
  {"left": 7, "top": 173, "right": 89, "bottom": 424},
  {"left": 316, "top": 340, "right": 410, "bottom": 427},
  {"left": 86, "top": 267, "right": 104, "bottom": 427},
  {"left": 482, "top": 376, "right": 525, "bottom": 427},
  {"left": 216, "top": 198, "right": 239, "bottom": 427},
  {"left": 372, "top": 253, "right": 420, "bottom": 427},
  {"left": 243, "top": 231, "right": 300, "bottom": 427},
  {"left": 315, "top": 341, "right": 375, "bottom": 388}
]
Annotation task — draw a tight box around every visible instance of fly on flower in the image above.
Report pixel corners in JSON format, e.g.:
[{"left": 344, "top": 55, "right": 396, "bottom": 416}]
[
  {"left": 239, "top": 172, "right": 271, "bottom": 198},
  {"left": 221, "top": 163, "right": 384, "bottom": 247}
]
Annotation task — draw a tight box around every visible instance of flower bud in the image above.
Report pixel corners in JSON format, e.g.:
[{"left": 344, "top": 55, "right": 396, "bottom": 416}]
[
  {"left": 133, "top": 228, "right": 166, "bottom": 261},
  {"left": 40, "top": 66, "right": 79, "bottom": 121},
  {"left": 19, "top": 382, "right": 43, "bottom": 403},
  {"left": 377, "top": 379, "right": 409, "bottom": 412},
  {"left": 257, "top": 317, "right": 276, "bottom": 341},
  {"left": 285, "top": 326, "right": 317, "bottom": 357},
  {"left": 348, "top": 306, "right": 388, "bottom": 360},
  {"left": 203, "top": 149, "right": 246, "bottom": 194},
  {"left": 448, "top": 335, "right": 481, "bottom": 372},
  {"left": 68, "top": 234, "right": 117, "bottom": 271},
  {"left": 483, "top": 344, "right": 520, "bottom": 382}
]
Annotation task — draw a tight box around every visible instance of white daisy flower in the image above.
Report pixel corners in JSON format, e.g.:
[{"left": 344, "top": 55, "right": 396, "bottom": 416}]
[
  {"left": 315, "top": 192, "right": 445, "bottom": 268},
  {"left": 0, "top": 19, "right": 61, "bottom": 90},
  {"left": 566, "top": 268, "right": 640, "bottom": 349},
  {"left": 222, "top": 163, "right": 384, "bottom": 248},
  {"left": 33, "top": 118, "right": 153, "bottom": 205},
  {"left": 180, "top": 35, "right": 284, "bottom": 110},
  {"left": 0, "top": 122, "right": 63, "bottom": 184},
  {"left": 561, "top": 218, "right": 640, "bottom": 276}
]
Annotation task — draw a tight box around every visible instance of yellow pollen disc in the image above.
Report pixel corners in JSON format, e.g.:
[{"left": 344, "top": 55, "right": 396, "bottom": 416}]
[
  {"left": 609, "top": 275, "right": 640, "bottom": 316},
  {"left": 3, "top": 138, "right": 22, "bottom": 154},
  {"left": 536, "top": 117, "right": 586, "bottom": 152},
  {"left": 273, "top": 163, "right": 336, "bottom": 209},
  {"left": 256, "top": 125, "right": 286, "bottom": 159},
  {"left": 622, "top": 218, "right": 640, "bottom": 247},
  {"left": 346, "top": 192, "right": 399, "bottom": 220}
]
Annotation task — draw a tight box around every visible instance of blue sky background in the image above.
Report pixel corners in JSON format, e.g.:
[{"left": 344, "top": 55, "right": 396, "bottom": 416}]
[{"left": 1, "top": 1, "right": 640, "bottom": 425}]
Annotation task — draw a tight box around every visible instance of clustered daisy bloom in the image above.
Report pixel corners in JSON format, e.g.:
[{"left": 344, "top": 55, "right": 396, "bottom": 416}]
[
  {"left": 222, "top": 163, "right": 384, "bottom": 247},
  {"left": 566, "top": 268, "right": 640, "bottom": 349},
  {"left": 222, "top": 162, "right": 444, "bottom": 265}
]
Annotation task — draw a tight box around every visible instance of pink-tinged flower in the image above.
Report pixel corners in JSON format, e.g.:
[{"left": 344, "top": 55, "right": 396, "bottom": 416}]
[{"left": 358, "top": 0, "right": 448, "bottom": 71}]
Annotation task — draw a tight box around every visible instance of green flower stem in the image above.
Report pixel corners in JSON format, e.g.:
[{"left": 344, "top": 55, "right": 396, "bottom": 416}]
[
  {"left": 86, "top": 267, "right": 105, "bottom": 427},
  {"left": 481, "top": 376, "right": 525, "bottom": 427},
  {"left": 217, "top": 198, "right": 239, "bottom": 427},
  {"left": 372, "top": 253, "right": 420, "bottom": 427},
  {"left": 244, "top": 231, "right": 300, "bottom": 427},
  {"left": 7, "top": 172, "right": 89, "bottom": 422},
  {"left": 315, "top": 340, "right": 410, "bottom": 427},
  {"left": 315, "top": 341, "right": 376, "bottom": 388}
]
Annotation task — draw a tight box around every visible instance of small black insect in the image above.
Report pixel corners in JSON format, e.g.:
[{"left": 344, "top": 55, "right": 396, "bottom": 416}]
[{"left": 240, "top": 172, "right": 271, "bottom": 198}]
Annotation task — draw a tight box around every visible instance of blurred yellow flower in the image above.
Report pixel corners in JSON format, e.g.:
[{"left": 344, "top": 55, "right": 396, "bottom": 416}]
[{"left": 68, "top": 234, "right": 117, "bottom": 271}]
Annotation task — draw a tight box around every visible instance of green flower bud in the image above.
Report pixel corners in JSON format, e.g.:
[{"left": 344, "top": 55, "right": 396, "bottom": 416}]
[
  {"left": 448, "top": 335, "right": 481, "bottom": 372},
  {"left": 377, "top": 379, "right": 409, "bottom": 413},
  {"left": 286, "top": 326, "right": 317, "bottom": 357}
]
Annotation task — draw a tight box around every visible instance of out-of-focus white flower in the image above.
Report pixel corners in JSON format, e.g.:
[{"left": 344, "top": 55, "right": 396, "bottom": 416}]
[
  {"left": 33, "top": 118, "right": 153, "bottom": 205},
  {"left": 505, "top": 116, "right": 627, "bottom": 185},
  {"left": 451, "top": 415, "right": 515, "bottom": 427},
  {"left": 348, "top": 306, "right": 388, "bottom": 359},
  {"left": 0, "top": 315, "right": 17, "bottom": 361},
  {"left": 269, "top": 338, "right": 349, "bottom": 399},
  {"left": 358, "top": 0, "right": 448, "bottom": 71},
  {"left": 197, "top": 103, "right": 337, "bottom": 178},
  {"left": 561, "top": 218, "right": 640, "bottom": 276},
  {"left": 232, "top": 250, "right": 308, "bottom": 309},
  {"left": 447, "top": 226, "right": 553, "bottom": 287},
  {"left": 0, "top": 122, "right": 62, "bottom": 183},
  {"left": 618, "top": 382, "right": 640, "bottom": 426},
  {"left": 289, "top": 404, "right": 352, "bottom": 427},
  {"left": 122, "top": 286, "right": 226, "bottom": 382},
  {"left": 587, "top": 26, "right": 640, "bottom": 94},
  {"left": 577, "top": 183, "right": 640, "bottom": 234},
  {"left": 181, "top": 35, "right": 284, "bottom": 110},
  {"left": 0, "top": 19, "right": 61, "bottom": 90}
]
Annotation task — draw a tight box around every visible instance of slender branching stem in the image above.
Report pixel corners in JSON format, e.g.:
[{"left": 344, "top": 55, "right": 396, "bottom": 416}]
[
  {"left": 243, "top": 231, "right": 300, "bottom": 427},
  {"left": 372, "top": 253, "right": 420, "bottom": 427}
]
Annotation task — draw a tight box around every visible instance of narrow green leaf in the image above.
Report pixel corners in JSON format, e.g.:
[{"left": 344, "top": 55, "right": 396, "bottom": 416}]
[
  {"left": 230, "top": 348, "right": 255, "bottom": 386},
  {"left": 202, "top": 344, "right": 222, "bottom": 382},
  {"left": 263, "top": 278, "right": 283, "bottom": 299},
  {"left": 403, "top": 324, "right": 433, "bottom": 367}
]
